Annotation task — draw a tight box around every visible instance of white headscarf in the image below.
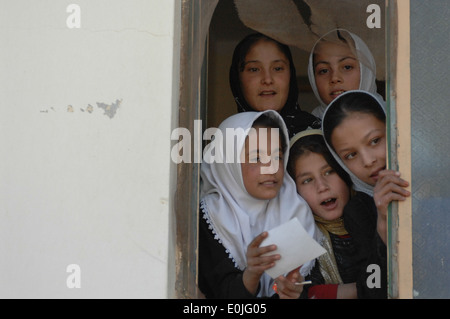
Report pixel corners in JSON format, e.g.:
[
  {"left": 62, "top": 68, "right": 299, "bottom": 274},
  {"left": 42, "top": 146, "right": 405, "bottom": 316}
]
[
  {"left": 322, "top": 90, "right": 387, "bottom": 197},
  {"left": 307, "top": 29, "right": 385, "bottom": 118},
  {"left": 200, "top": 110, "right": 322, "bottom": 297}
]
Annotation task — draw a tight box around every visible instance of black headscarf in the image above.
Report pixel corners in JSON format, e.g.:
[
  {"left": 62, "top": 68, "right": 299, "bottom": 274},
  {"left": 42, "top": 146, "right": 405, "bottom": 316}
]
[{"left": 229, "top": 33, "right": 321, "bottom": 137}]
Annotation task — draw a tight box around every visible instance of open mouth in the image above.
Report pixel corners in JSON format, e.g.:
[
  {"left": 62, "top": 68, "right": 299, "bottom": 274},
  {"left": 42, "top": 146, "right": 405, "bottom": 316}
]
[
  {"left": 259, "top": 90, "right": 276, "bottom": 96},
  {"left": 330, "top": 90, "right": 345, "bottom": 96},
  {"left": 320, "top": 198, "right": 337, "bottom": 208}
]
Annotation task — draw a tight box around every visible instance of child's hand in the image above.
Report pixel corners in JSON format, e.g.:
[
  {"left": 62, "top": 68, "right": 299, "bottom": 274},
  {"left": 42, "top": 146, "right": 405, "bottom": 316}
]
[
  {"left": 373, "top": 170, "right": 410, "bottom": 244},
  {"left": 273, "top": 266, "right": 304, "bottom": 299},
  {"left": 243, "top": 231, "right": 279, "bottom": 295}
]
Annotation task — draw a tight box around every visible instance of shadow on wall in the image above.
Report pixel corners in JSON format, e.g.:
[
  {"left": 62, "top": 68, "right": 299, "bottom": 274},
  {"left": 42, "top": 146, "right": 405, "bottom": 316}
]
[{"left": 206, "top": 0, "right": 385, "bottom": 128}]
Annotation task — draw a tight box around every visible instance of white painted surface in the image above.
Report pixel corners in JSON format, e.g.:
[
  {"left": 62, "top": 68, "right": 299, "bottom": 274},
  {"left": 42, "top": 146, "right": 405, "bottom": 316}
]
[{"left": 0, "top": 0, "right": 179, "bottom": 298}]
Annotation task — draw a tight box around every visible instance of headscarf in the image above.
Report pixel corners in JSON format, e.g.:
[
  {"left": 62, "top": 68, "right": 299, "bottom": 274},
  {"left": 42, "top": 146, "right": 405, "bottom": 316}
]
[
  {"left": 307, "top": 29, "right": 385, "bottom": 118},
  {"left": 289, "top": 129, "right": 348, "bottom": 284},
  {"left": 322, "top": 90, "right": 387, "bottom": 197},
  {"left": 229, "top": 33, "right": 321, "bottom": 137},
  {"left": 200, "top": 110, "right": 322, "bottom": 297}
]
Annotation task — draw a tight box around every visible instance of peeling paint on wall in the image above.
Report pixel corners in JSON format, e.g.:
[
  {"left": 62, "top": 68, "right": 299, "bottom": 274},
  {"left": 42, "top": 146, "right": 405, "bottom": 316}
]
[
  {"left": 97, "top": 99, "right": 122, "bottom": 119},
  {"left": 40, "top": 99, "right": 122, "bottom": 118}
]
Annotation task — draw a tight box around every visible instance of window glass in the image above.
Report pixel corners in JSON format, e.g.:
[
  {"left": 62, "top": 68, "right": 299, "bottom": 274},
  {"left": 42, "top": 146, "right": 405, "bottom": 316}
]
[{"left": 410, "top": 0, "right": 450, "bottom": 299}]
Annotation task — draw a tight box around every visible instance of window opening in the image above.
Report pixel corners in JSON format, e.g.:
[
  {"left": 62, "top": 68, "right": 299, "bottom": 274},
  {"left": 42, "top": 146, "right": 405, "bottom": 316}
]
[{"left": 177, "top": 0, "right": 388, "bottom": 298}]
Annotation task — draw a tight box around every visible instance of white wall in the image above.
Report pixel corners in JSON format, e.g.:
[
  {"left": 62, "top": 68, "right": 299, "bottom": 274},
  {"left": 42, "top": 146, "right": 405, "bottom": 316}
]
[{"left": 0, "top": 0, "right": 179, "bottom": 298}]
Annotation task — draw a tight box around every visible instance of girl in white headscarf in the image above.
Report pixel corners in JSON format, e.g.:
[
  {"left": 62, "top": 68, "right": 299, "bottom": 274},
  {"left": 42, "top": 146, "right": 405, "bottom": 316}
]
[
  {"left": 322, "top": 90, "right": 410, "bottom": 298},
  {"left": 307, "top": 29, "right": 384, "bottom": 119},
  {"left": 198, "top": 110, "right": 322, "bottom": 299}
]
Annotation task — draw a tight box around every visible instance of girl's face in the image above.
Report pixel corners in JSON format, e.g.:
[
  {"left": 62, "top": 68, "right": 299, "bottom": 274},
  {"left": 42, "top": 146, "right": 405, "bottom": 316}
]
[
  {"left": 313, "top": 41, "right": 361, "bottom": 105},
  {"left": 239, "top": 40, "right": 291, "bottom": 112},
  {"left": 331, "top": 112, "right": 386, "bottom": 186},
  {"left": 294, "top": 152, "right": 350, "bottom": 221},
  {"left": 241, "top": 126, "right": 284, "bottom": 200}
]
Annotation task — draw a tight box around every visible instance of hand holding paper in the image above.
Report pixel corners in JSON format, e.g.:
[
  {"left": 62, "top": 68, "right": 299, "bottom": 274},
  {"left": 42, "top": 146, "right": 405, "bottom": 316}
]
[{"left": 261, "top": 218, "right": 326, "bottom": 279}]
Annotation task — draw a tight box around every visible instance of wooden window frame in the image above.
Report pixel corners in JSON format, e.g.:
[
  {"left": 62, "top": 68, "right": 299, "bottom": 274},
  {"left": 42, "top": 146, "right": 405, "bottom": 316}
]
[
  {"left": 175, "top": 0, "right": 211, "bottom": 298},
  {"left": 174, "top": 0, "right": 413, "bottom": 299},
  {"left": 387, "top": 0, "right": 413, "bottom": 299}
]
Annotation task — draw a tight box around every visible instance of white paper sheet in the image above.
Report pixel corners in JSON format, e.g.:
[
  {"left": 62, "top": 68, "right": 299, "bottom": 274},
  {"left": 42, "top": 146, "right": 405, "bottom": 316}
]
[{"left": 261, "top": 217, "right": 326, "bottom": 279}]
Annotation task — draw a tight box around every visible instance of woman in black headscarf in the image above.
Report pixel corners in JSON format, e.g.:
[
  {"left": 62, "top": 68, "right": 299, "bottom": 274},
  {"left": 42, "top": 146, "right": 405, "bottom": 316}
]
[{"left": 229, "top": 33, "right": 321, "bottom": 137}]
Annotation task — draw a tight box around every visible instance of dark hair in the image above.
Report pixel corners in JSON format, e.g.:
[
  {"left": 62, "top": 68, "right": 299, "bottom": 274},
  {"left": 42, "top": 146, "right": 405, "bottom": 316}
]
[
  {"left": 287, "top": 134, "right": 352, "bottom": 188},
  {"left": 233, "top": 33, "right": 294, "bottom": 73},
  {"left": 251, "top": 113, "right": 287, "bottom": 154},
  {"left": 230, "top": 32, "right": 321, "bottom": 137},
  {"left": 229, "top": 33, "right": 298, "bottom": 114},
  {"left": 323, "top": 92, "right": 386, "bottom": 150}
]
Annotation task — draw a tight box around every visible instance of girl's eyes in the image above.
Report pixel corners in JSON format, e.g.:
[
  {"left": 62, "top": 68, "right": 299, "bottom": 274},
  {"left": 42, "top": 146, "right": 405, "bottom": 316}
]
[
  {"left": 370, "top": 137, "right": 381, "bottom": 145},
  {"left": 344, "top": 152, "right": 356, "bottom": 160},
  {"left": 300, "top": 169, "right": 334, "bottom": 185},
  {"left": 249, "top": 154, "right": 283, "bottom": 163},
  {"left": 315, "top": 64, "right": 356, "bottom": 75},
  {"left": 342, "top": 139, "right": 381, "bottom": 161},
  {"left": 316, "top": 68, "right": 328, "bottom": 75},
  {"left": 340, "top": 136, "right": 384, "bottom": 161},
  {"left": 244, "top": 65, "right": 285, "bottom": 73}
]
